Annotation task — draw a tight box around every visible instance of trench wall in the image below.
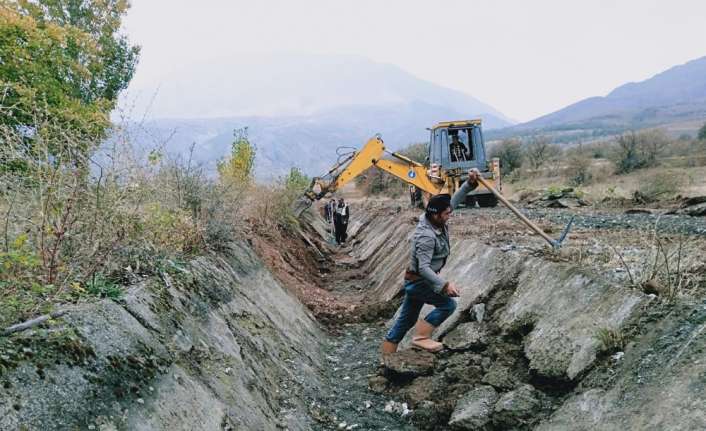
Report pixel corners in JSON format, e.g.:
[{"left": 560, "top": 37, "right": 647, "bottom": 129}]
[
  {"left": 337, "top": 205, "right": 705, "bottom": 430},
  {"left": 0, "top": 241, "right": 324, "bottom": 431}
]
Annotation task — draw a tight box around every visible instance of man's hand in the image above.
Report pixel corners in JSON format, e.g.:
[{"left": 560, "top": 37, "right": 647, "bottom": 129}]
[
  {"left": 443, "top": 281, "right": 460, "bottom": 297},
  {"left": 467, "top": 168, "right": 480, "bottom": 187}
]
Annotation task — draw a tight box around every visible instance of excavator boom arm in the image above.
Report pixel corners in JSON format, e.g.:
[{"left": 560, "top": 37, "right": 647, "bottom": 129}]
[
  {"left": 331, "top": 136, "right": 443, "bottom": 195},
  {"left": 373, "top": 158, "right": 443, "bottom": 195},
  {"left": 332, "top": 136, "right": 386, "bottom": 191},
  {"left": 296, "top": 135, "right": 444, "bottom": 216}
]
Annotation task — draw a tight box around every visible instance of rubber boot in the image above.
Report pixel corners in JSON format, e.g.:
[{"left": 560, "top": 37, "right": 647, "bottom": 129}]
[
  {"left": 380, "top": 340, "right": 398, "bottom": 366},
  {"left": 411, "top": 320, "right": 443, "bottom": 353},
  {"left": 381, "top": 340, "right": 398, "bottom": 356}
]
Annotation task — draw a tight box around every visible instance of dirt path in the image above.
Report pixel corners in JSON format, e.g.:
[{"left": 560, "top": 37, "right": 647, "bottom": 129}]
[
  {"left": 309, "top": 324, "right": 416, "bottom": 430},
  {"left": 292, "top": 203, "right": 418, "bottom": 430}
]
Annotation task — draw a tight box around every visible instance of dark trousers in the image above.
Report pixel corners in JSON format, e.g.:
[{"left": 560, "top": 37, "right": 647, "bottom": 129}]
[{"left": 334, "top": 221, "right": 347, "bottom": 244}]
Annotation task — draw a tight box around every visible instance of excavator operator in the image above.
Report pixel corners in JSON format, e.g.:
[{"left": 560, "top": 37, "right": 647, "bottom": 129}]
[
  {"left": 381, "top": 168, "right": 480, "bottom": 356},
  {"left": 449, "top": 133, "right": 470, "bottom": 162}
]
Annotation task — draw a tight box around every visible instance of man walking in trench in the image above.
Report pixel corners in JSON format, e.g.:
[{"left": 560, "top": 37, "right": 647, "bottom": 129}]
[{"left": 381, "top": 168, "right": 480, "bottom": 354}]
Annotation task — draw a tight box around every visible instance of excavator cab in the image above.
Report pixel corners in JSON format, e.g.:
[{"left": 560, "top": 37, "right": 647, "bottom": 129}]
[{"left": 428, "top": 120, "right": 500, "bottom": 206}]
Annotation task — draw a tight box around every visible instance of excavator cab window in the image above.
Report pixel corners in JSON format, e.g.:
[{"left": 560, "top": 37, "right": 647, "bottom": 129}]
[
  {"left": 430, "top": 125, "right": 484, "bottom": 168},
  {"left": 431, "top": 128, "right": 450, "bottom": 166},
  {"left": 449, "top": 128, "right": 474, "bottom": 163}
]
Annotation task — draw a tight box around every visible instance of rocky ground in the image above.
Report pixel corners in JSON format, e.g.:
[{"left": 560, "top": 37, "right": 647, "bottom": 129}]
[{"left": 267, "top": 195, "right": 706, "bottom": 431}]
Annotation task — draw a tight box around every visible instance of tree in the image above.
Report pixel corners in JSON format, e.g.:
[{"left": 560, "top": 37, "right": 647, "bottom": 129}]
[
  {"left": 613, "top": 130, "right": 665, "bottom": 174},
  {"left": 0, "top": 0, "right": 139, "bottom": 140},
  {"left": 489, "top": 139, "right": 523, "bottom": 176},
  {"left": 614, "top": 131, "right": 643, "bottom": 174},
  {"left": 284, "top": 167, "right": 309, "bottom": 192},
  {"left": 698, "top": 121, "right": 706, "bottom": 141},
  {"left": 525, "top": 135, "right": 560, "bottom": 169},
  {"left": 218, "top": 128, "right": 256, "bottom": 185}
]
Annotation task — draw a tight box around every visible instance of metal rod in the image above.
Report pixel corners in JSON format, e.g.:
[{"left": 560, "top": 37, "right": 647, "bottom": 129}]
[{"left": 476, "top": 177, "right": 560, "bottom": 248}]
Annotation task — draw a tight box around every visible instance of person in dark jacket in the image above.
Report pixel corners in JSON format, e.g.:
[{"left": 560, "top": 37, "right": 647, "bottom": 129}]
[
  {"left": 324, "top": 199, "right": 335, "bottom": 223},
  {"left": 381, "top": 169, "right": 480, "bottom": 355},
  {"left": 333, "top": 198, "right": 350, "bottom": 244}
]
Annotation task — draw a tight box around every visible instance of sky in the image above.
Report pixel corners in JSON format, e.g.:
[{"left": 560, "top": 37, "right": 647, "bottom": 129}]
[{"left": 122, "top": 0, "right": 706, "bottom": 123}]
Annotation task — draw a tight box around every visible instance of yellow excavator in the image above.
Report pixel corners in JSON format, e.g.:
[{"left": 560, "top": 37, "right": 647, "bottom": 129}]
[
  {"left": 296, "top": 118, "right": 574, "bottom": 249},
  {"left": 300, "top": 119, "right": 501, "bottom": 208}
]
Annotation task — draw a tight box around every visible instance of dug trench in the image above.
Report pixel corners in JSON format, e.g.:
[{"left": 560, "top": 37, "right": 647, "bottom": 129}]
[
  {"left": 1, "top": 199, "right": 704, "bottom": 430},
  {"left": 256, "top": 198, "right": 705, "bottom": 431}
]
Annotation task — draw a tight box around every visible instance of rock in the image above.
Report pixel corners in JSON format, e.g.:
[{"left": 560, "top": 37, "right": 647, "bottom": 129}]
[
  {"left": 642, "top": 279, "right": 666, "bottom": 296},
  {"left": 518, "top": 190, "right": 543, "bottom": 204},
  {"left": 443, "top": 322, "right": 489, "bottom": 351},
  {"left": 546, "top": 198, "right": 581, "bottom": 209},
  {"left": 383, "top": 350, "right": 436, "bottom": 377},
  {"left": 411, "top": 400, "right": 449, "bottom": 431},
  {"left": 448, "top": 385, "right": 499, "bottom": 429},
  {"left": 398, "top": 376, "right": 436, "bottom": 407},
  {"left": 383, "top": 400, "right": 411, "bottom": 417},
  {"left": 472, "top": 303, "right": 486, "bottom": 322},
  {"left": 681, "top": 196, "right": 706, "bottom": 207},
  {"left": 442, "top": 353, "right": 484, "bottom": 384},
  {"left": 546, "top": 199, "right": 568, "bottom": 208},
  {"left": 685, "top": 202, "right": 706, "bottom": 217},
  {"left": 368, "top": 375, "right": 388, "bottom": 393},
  {"left": 625, "top": 208, "right": 653, "bottom": 215},
  {"left": 492, "top": 384, "right": 541, "bottom": 428},
  {"left": 482, "top": 363, "right": 517, "bottom": 390}
]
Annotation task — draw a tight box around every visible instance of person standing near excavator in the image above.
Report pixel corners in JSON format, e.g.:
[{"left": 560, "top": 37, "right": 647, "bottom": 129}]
[
  {"left": 381, "top": 168, "right": 480, "bottom": 355},
  {"left": 334, "top": 198, "right": 350, "bottom": 245}
]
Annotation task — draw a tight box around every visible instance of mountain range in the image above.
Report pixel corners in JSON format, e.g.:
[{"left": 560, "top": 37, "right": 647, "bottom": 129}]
[
  {"left": 118, "top": 54, "right": 706, "bottom": 177},
  {"left": 119, "top": 54, "right": 513, "bottom": 178},
  {"left": 497, "top": 55, "right": 706, "bottom": 140}
]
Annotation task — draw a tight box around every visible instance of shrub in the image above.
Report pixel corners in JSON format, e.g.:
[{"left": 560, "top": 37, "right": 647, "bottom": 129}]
[
  {"left": 398, "top": 142, "right": 428, "bottom": 163},
  {"left": 633, "top": 173, "right": 683, "bottom": 203},
  {"left": 595, "top": 327, "right": 626, "bottom": 353},
  {"left": 567, "top": 155, "right": 593, "bottom": 186}
]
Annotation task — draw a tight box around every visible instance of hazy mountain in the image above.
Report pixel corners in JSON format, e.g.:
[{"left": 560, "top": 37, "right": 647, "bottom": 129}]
[
  {"left": 119, "top": 54, "right": 513, "bottom": 177},
  {"left": 125, "top": 53, "right": 512, "bottom": 124},
  {"left": 510, "top": 55, "right": 706, "bottom": 133},
  {"left": 122, "top": 100, "right": 505, "bottom": 180}
]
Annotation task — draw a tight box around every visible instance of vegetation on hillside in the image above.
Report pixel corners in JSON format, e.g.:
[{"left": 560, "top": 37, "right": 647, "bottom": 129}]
[{"left": 0, "top": 1, "right": 308, "bottom": 330}]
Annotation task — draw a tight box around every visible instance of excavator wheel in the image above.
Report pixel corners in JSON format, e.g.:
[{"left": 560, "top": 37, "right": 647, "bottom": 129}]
[
  {"left": 465, "top": 194, "right": 498, "bottom": 208},
  {"left": 476, "top": 194, "right": 498, "bottom": 207}
]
